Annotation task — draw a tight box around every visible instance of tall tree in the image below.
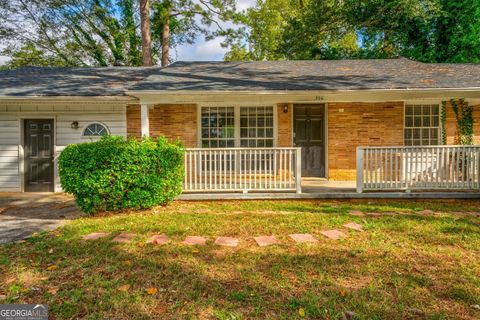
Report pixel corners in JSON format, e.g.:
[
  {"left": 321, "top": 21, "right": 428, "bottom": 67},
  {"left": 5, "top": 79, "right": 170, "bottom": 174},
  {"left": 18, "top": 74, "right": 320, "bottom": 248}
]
[
  {"left": 139, "top": 0, "right": 153, "bottom": 66},
  {"left": 0, "top": 0, "right": 241, "bottom": 67},
  {"left": 225, "top": 0, "right": 303, "bottom": 61},
  {"left": 150, "top": 0, "right": 241, "bottom": 66}
]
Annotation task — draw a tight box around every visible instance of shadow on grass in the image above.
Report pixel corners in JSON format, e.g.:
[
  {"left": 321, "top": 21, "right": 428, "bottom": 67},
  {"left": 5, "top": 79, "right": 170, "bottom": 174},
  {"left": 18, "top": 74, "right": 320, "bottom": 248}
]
[{"left": 2, "top": 226, "right": 479, "bottom": 319}]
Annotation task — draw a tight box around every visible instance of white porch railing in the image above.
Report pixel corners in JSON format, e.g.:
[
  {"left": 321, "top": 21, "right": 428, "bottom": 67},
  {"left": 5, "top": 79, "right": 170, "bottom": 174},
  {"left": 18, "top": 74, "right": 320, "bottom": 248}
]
[
  {"left": 183, "top": 148, "right": 302, "bottom": 193},
  {"left": 357, "top": 145, "right": 480, "bottom": 192}
]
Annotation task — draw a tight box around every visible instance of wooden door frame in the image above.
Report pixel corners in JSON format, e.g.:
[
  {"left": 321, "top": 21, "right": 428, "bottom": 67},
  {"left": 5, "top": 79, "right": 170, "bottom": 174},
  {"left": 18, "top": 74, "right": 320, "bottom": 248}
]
[
  {"left": 20, "top": 117, "right": 56, "bottom": 192},
  {"left": 292, "top": 103, "right": 328, "bottom": 179}
]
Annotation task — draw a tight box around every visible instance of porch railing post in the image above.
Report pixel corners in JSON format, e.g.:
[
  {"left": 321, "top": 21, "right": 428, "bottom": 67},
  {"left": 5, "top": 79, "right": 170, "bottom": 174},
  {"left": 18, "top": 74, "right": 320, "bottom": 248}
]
[
  {"left": 295, "top": 147, "right": 302, "bottom": 194},
  {"left": 356, "top": 146, "right": 364, "bottom": 193}
]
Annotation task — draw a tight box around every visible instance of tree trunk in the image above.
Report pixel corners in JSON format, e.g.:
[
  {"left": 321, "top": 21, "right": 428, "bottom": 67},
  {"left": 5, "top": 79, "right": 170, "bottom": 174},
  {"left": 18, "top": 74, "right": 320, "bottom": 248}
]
[
  {"left": 161, "top": 9, "right": 170, "bottom": 67},
  {"left": 139, "top": 0, "right": 153, "bottom": 66}
]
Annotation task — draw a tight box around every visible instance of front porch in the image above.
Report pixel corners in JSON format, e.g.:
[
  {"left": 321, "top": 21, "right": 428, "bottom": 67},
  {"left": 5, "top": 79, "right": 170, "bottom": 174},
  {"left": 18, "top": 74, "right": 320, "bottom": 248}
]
[{"left": 179, "top": 146, "right": 480, "bottom": 199}]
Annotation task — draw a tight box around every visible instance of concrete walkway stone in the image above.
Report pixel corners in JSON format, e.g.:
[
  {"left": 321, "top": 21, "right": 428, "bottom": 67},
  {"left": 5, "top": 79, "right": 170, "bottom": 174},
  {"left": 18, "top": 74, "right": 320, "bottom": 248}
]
[
  {"left": 214, "top": 237, "right": 239, "bottom": 247},
  {"left": 254, "top": 236, "right": 279, "bottom": 247},
  {"left": 83, "top": 232, "right": 110, "bottom": 240},
  {"left": 343, "top": 222, "right": 364, "bottom": 232},
  {"left": 349, "top": 210, "right": 365, "bottom": 217},
  {"left": 148, "top": 234, "right": 169, "bottom": 245},
  {"left": 321, "top": 230, "right": 347, "bottom": 240},
  {"left": 289, "top": 233, "right": 318, "bottom": 243},
  {"left": 113, "top": 233, "right": 136, "bottom": 243},
  {"left": 183, "top": 236, "right": 207, "bottom": 245},
  {"left": 416, "top": 210, "right": 434, "bottom": 215},
  {"left": 365, "top": 212, "right": 382, "bottom": 217}
]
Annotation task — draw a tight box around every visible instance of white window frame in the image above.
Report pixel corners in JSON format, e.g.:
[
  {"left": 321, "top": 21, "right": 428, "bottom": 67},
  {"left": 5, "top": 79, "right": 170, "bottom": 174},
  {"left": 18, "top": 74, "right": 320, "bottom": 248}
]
[
  {"left": 197, "top": 104, "right": 278, "bottom": 148},
  {"left": 403, "top": 101, "right": 442, "bottom": 146},
  {"left": 81, "top": 122, "right": 110, "bottom": 139}
]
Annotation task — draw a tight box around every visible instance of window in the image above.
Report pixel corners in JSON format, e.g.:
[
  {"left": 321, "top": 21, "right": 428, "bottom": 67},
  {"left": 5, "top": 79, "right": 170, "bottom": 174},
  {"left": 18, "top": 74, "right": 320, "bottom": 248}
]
[
  {"left": 404, "top": 104, "right": 440, "bottom": 146},
  {"left": 83, "top": 123, "right": 109, "bottom": 137},
  {"left": 240, "top": 106, "right": 274, "bottom": 147},
  {"left": 201, "top": 107, "right": 235, "bottom": 147},
  {"left": 200, "top": 105, "right": 275, "bottom": 148}
]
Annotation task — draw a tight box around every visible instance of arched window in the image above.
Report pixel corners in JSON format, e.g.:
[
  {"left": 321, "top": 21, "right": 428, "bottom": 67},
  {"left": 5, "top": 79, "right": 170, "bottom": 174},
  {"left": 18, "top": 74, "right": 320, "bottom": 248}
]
[{"left": 82, "top": 123, "right": 109, "bottom": 137}]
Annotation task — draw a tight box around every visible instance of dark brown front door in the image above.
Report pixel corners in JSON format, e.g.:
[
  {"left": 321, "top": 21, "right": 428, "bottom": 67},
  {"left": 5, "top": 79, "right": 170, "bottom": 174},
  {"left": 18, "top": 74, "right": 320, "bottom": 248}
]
[
  {"left": 294, "top": 104, "right": 325, "bottom": 177},
  {"left": 24, "top": 119, "right": 54, "bottom": 192}
]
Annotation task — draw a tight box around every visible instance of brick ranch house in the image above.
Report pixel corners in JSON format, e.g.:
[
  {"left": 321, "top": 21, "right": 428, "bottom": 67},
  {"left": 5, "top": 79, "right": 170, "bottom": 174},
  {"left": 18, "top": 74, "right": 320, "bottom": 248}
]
[{"left": 0, "top": 58, "right": 479, "bottom": 195}]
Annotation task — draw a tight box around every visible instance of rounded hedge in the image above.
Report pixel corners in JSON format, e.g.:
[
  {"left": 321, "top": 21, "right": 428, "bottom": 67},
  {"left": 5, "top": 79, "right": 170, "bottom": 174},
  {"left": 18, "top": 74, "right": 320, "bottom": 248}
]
[{"left": 58, "top": 136, "right": 184, "bottom": 214}]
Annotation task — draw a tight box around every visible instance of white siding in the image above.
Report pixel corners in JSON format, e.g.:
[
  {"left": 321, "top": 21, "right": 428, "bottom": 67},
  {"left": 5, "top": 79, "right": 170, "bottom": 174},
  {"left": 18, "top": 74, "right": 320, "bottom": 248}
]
[{"left": 0, "top": 102, "right": 128, "bottom": 192}]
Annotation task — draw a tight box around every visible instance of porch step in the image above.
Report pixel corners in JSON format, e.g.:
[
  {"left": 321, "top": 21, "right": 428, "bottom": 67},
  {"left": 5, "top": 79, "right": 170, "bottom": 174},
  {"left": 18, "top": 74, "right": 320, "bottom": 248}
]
[{"left": 178, "top": 192, "right": 480, "bottom": 200}]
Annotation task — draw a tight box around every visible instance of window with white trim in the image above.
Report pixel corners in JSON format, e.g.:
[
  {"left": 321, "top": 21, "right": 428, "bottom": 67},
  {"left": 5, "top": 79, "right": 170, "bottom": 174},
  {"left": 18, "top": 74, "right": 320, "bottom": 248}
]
[
  {"left": 200, "top": 105, "right": 275, "bottom": 148},
  {"left": 240, "top": 106, "right": 274, "bottom": 147},
  {"left": 201, "top": 107, "right": 235, "bottom": 148},
  {"left": 404, "top": 104, "right": 440, "bottom": 146},
  {"left": 83, "top": 123, "right": 109, "bottom": 137}
]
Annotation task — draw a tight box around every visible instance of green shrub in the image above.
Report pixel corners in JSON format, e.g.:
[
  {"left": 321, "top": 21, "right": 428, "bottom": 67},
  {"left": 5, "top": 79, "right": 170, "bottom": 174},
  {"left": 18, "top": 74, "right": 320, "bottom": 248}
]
[{"left": 58, "top": 136, "right": 184, "bottom": 214}]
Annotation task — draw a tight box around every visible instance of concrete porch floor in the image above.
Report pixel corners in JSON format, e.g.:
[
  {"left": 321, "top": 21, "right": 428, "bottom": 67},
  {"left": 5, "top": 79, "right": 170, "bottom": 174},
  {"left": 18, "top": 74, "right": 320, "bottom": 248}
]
[{"left": 301, "top": 178, "right": 356, "bottom": 193}]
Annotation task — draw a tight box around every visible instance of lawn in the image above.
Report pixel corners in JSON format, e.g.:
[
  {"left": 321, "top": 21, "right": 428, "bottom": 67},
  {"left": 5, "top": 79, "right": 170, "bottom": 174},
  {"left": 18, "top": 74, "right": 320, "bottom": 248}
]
[{"left": 1, "top": 199, "right": 480, "bottom": 319}]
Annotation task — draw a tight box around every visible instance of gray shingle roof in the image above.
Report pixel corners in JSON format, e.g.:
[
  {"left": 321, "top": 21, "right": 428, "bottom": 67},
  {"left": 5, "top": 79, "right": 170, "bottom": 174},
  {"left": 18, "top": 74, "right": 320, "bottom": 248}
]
[
  {"left": 1, "top": 58, "right": 480, "bottom": 97},
  {"left": 132, "top": 59, "right": 480, "bottom": 91},
  {"left": 0, "top": 66, "right": 160, "bottom": 97}
]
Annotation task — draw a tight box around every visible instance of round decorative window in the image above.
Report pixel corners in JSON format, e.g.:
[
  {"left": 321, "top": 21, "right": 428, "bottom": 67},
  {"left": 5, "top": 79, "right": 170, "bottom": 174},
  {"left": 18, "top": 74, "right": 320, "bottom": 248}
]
[{"left": 83, "top": 123, "right": 109, "bottom": 137}]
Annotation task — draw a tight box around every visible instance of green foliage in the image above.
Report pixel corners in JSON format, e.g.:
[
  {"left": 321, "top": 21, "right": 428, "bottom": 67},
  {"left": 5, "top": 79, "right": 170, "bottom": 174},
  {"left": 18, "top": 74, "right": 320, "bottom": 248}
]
[
  {"left": 0, "top": 0, "right": 241, "bottom": 67},
  {"left": 3, "top": 42, "right": 70, "bottom": 69},
  {"left": 441, "top": 101, "right": 447, "bottom": 145},
  {"left": 58, "top": 136, "right": 184, "bottom": 214},
  {"left": 225, "top": 0, "right": 480, "bottom": 63},
  {"left": 450, "top": 98, "right": 474, "bottom": 145}
]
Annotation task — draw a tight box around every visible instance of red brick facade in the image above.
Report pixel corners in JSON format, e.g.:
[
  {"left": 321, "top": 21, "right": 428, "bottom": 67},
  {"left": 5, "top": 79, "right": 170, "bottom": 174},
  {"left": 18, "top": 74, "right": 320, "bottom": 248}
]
[
  {"left": 126, "top": 104, "right": 197, "bottom": 147},
  {"left": 446, "top": 102, "right": 480, "bottom": 145},
  {"left": 127, "top": 102, "right": 480, "bottom": 181},
  {"left": 277, "top": 104, "right": 292, "bottom": 147},
  {"left": 327, "top": 102, "right": 405, "bottom": 180}
]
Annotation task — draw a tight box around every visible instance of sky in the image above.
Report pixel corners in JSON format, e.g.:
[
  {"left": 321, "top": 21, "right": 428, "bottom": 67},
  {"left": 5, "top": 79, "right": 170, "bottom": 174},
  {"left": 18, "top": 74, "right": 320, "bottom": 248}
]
[
  {"left": 0, "top": 0, "right": 256, "bottom": 66},
  {"left": 173, "top": 0, "right": 255, "bottom": 61}
]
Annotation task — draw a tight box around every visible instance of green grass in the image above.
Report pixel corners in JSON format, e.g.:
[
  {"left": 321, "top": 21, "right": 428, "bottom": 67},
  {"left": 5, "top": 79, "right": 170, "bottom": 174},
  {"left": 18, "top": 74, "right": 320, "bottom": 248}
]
[{"left": 1, "top": 199, "right": 480, "bottom": 319}]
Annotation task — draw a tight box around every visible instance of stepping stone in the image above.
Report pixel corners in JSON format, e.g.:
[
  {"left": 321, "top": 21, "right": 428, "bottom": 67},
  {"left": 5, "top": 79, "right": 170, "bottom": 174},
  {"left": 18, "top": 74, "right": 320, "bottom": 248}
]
[
  {"left": 343, "top": 222, "right": 364, "bottom": 232},
  {"left": 183, "top": 236, "right": 206, "bottom": 246},
  {"left": 82, "top": 232, "right": 110, "bottom": 240},
  {"left": 467, "top": 212, "right": 480, "bottom": 217},
  {"left": 195, "top": 208, "right": 210, "bottom": 214},
  {"left": 416, "top": 210, "right": 434, "bottom": 215},
  {"left": 321, "top": 230, "right": 347, "bottom": 240},
  {"left": 214, "top": 237, "right": 239, "bottom": 247},
  {"left": 147, "top": 234, "right": 169, "bottom": 245},
  {"left": 254, "top": 236, "right": 279, "bottom": 247},
  {"left": 365, "top": 212, "right": 382, "bottom": 217},
  {"left": 289, "top": 233, "right": 318, "bottom": 243},
  {"left": 349, "top": 210, "right": 365, "bottom": 217},
  {"left": 113, "top": 233, "right": 136, "bottom": 243},
  {"left": 382, "top": 212, "right": 397, "bottom": 216}
]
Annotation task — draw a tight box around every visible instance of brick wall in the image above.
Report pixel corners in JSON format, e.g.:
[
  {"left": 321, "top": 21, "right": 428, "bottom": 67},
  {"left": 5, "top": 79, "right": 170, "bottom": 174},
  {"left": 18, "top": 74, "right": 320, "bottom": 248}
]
[
  {"left": 446, "top": 102, "right": 480, "bottom": 144},
  {"left": 277, "top": 103, "right": 292, "bottom": 147},
  {"left": 328, "top": 102, "right": 404, "bottom": 180},
  {"left": 126, "top": 104, "right": 197, "bottom": 147}
]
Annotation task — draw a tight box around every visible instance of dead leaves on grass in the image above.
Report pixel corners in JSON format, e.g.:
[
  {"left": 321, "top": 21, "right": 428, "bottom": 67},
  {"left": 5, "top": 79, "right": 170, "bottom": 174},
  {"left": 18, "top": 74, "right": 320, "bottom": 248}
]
[
  {"left": 118, "top": 284, "right": 130, "bottom": 292},
  {"left": 146, "top": 287, "right": 158, "bottom": 295}
]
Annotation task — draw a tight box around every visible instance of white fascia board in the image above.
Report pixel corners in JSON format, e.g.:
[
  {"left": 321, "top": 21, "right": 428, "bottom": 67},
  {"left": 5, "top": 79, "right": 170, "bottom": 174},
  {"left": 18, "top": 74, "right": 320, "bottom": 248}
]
[{"left": 128, "top": 88, "right": 480, "bottom": 105}]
